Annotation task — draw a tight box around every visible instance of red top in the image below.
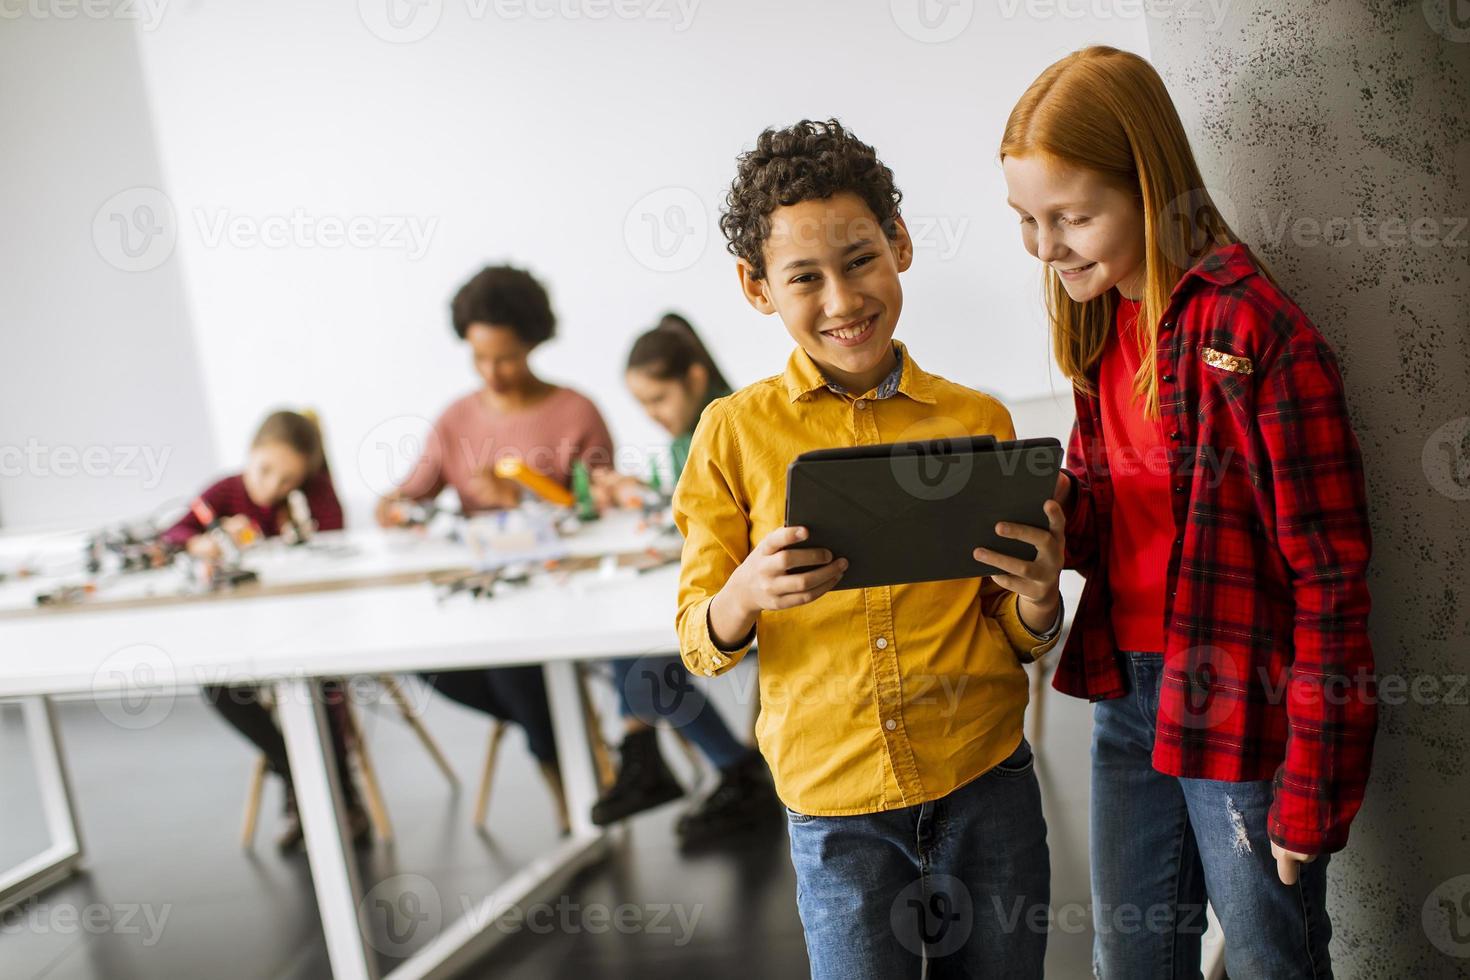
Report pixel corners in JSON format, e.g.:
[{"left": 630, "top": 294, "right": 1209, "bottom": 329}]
[
  {"left": 161, "top": 470, "right": 344, "bottom": 549},
  {"left": 1057, "top": 243, "right": 1376, "bottom": 856},
  {"left": 1098, "top": 297, "right": 1172, "bottom": 654}
]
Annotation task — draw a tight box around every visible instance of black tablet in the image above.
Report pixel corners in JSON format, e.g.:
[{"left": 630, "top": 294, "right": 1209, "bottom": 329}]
[{"left": 783, "top": 435, "right": 1063, "bottom": 590}]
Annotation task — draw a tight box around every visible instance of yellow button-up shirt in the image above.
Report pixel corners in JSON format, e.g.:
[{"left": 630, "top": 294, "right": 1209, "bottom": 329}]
[{"left": 673, "top": 341, "right": 1059, "bottom": 816}]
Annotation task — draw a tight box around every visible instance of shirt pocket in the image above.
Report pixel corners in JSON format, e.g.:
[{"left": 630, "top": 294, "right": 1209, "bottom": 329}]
[{"left": 1196, "top": 343, "right": 1256, "bottom": 438}]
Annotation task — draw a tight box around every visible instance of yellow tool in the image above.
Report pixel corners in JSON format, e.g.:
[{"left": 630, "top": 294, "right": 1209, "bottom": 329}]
[{"left": 493, "top": 457, "right": 575, "bottom": 508}]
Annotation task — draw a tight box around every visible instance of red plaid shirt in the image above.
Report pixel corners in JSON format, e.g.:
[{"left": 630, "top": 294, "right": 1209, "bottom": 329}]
[{"left": 1057, "top": 243, "right": 1377, "bottom": 855}]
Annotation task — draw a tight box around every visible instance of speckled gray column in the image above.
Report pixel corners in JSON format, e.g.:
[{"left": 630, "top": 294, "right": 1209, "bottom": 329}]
[{"left": 1144, "top": 1, "right": 1469, "bottom": 976}]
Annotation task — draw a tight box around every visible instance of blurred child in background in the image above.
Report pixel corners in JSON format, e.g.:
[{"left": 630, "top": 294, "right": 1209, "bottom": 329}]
[
  {"left": 376, "top": 264, "right": 615, "bottom": 833},
  {"left": 590, "top": 315, "right": 777, "bottom": 847},
  {"left": 162, "top": 410, "right": 368, "bottom": 851}
]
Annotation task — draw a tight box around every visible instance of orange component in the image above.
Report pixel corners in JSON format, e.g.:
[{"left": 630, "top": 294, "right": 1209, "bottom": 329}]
[{"left": 493, "top": 457, "right": 574, "bottom": 508}]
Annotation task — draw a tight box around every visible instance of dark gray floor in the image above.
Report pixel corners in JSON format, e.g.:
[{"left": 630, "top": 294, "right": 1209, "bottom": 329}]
[{"left": 1, "top": 664, "right": 1094, "bottom": 979}]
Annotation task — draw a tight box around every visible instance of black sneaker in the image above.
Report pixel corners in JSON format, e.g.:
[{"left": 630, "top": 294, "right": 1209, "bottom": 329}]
[
  {"left": 675, "top": 750, "right": 780, "bottom": 848},
  {"left": 590, "top": 728, "right": 685, "bottom": 826}
]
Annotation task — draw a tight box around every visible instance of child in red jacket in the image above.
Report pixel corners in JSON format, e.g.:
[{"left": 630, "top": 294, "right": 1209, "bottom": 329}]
[{"left": 1000, "top": 47, "right": 1377, "bottom": 978}]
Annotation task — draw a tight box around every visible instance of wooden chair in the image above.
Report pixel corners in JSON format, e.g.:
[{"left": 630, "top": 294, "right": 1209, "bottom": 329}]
[
  {"left": 474, "top": 664, "right": 614, "bottom": 832},
  {"left": 240, "top": 675, "right": 458, "bottom": 847}
]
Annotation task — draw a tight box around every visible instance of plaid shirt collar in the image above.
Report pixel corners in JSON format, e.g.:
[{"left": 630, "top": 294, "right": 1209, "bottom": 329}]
[
  {"left": 826, "top": 345, "right": 905, "bottom": 399},
  {"left": 1175, "top": 242, "right": 1254, "bottom": 293},
  {"left": 784, "top": 340, "right": 933, "bottom": 404}
]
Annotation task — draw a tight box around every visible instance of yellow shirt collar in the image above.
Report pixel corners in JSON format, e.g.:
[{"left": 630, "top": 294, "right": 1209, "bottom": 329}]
[{"left": 782, "top": 339, "right": 938, "bottom": 405}]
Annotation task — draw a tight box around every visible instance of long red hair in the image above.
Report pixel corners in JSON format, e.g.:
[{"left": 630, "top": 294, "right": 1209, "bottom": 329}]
[{"left": 1000, "top": 46, "right": 1241, "bottom": 417}]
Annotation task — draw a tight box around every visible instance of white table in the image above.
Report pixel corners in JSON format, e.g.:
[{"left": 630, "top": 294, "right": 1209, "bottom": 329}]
[{"left": 0, "top": 513, "right": 682, "bottom": 980}]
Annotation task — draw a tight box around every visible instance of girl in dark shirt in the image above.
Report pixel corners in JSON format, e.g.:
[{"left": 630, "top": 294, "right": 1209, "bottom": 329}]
[{"left": 163, "top": 410, "right": 368, "bottom": 850}]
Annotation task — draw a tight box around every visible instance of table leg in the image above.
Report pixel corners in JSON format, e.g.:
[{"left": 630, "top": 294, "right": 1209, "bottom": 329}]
[
  {"left": 277, "top": 678, "right": 380, "bottom": 980},
  {"left": 379, "top": 660, "right": 609, "bottom": 979},
  {"left": 0, "top": 696, "right": 84, "bottom": 914},
  {"left": 544, "top": 660, "right": 602, "bottom": 838}
]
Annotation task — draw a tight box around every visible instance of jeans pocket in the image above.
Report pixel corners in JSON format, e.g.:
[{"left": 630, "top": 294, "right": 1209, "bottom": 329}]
[
  {"left": 785, "top": 805, "right": 818, "bottom": 825},
  {"left": 987, "top": 737, "right": 1035, "bottom": 778}
]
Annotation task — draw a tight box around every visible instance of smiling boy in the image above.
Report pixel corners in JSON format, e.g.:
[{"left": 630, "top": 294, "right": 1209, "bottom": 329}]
[{"left": 672, "top": 119, "right": 1066, "bottom": 979}]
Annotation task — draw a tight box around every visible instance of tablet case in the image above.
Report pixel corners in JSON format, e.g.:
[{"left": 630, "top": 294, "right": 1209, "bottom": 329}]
[{"left": 784, "top": 435, "right": 1063, "bottom": 590}]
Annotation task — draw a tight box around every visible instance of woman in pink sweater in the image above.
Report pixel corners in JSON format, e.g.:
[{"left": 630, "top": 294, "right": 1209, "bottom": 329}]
[{"left": 376, "top": 265, "right": 613, "bottom": 832}]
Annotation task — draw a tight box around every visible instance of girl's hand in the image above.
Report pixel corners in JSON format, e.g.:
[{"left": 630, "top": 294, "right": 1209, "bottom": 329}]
[
  {"left": 973, "top": 499, "right": 1066, "bottom": 633},
  {"left": 590, "top": 469, "right": 648, "bottom": 511},
  {"left": 1053, "top": 469, "right": 1073, "bottom": 512},
  {"left": 185, "top": 534, "right": 221, "bottom": 562},
  {"left": 220, "top": 514, "right": 250, "bottom": 537},
  {"left": 467, "top": 466, "right": 522, "bottom": 510},
  {"left": 1271, "top": 841, "right": 1317, "bottom": 885},
  {"left": 709, "top": 526, "right": 847, "bottom": 648},
  {"left": 375, "top": 494, "right": 407, "bottom": 528}
]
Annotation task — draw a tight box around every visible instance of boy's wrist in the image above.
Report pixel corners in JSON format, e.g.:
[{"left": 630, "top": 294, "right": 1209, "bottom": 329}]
[
  {"left": 708, "top": 586, "right": 759, "bottom": 651},
  {"left": 1017, "top": 591, "right": 1061, "bottom": 636}
]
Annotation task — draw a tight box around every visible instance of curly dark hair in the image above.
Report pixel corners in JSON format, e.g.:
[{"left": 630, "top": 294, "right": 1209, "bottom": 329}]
[
  {"left": 719, "top": 119, "right": 903, "bottom": 280},
  {"left": 451, "top": 265, "right": 556, "bottom": 345}
]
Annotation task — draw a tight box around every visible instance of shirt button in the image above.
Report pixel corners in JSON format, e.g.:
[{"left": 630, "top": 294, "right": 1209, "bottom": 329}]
[
  {"left": 855, "top": 399, "right": 867, "bottom": 410},
  {"left": 875, "top": 637, "right": 888, "bottom": 650},
  {"left": 1170, "top": 430, "right": 1183, "bottom": 441},
  {"left": 1174, "top": 484, "right": 1186, "bottom": 493},
  {"left": 884, "top": 719, "right": 897, "bottom": 731},
  {"left": 1162, "top": 373, "right": 1176, "bottom": 383}
]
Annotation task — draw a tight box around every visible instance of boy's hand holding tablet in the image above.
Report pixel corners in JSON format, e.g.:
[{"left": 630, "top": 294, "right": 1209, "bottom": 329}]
[{"left": 707, "top": 525, "right": 848, "bottom": 649}]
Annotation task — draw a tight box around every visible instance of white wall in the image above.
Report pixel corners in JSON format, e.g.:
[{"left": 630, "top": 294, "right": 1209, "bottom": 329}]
[
  {"left": 0, "top": 14, "right": 216, "bottom": 530},
  {"left": 5, "top": 1, "right": 1149, "bottom": 528}
]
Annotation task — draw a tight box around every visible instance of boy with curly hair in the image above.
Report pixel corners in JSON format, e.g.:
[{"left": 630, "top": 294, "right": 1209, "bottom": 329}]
[{"left": 672, "top": 119, "right": 1066, "bottom": 979}]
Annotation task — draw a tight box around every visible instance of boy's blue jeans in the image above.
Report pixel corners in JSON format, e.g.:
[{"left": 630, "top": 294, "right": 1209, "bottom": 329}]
[
  {"left": 608, "top": 655, "right": 747, "bottom": 770},
  {"left": 1091, "top": 652, "right": 1333, "bottom": 979},
  {"left": 784, "top": 738, "right": 1049, "bottom": 980}
]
